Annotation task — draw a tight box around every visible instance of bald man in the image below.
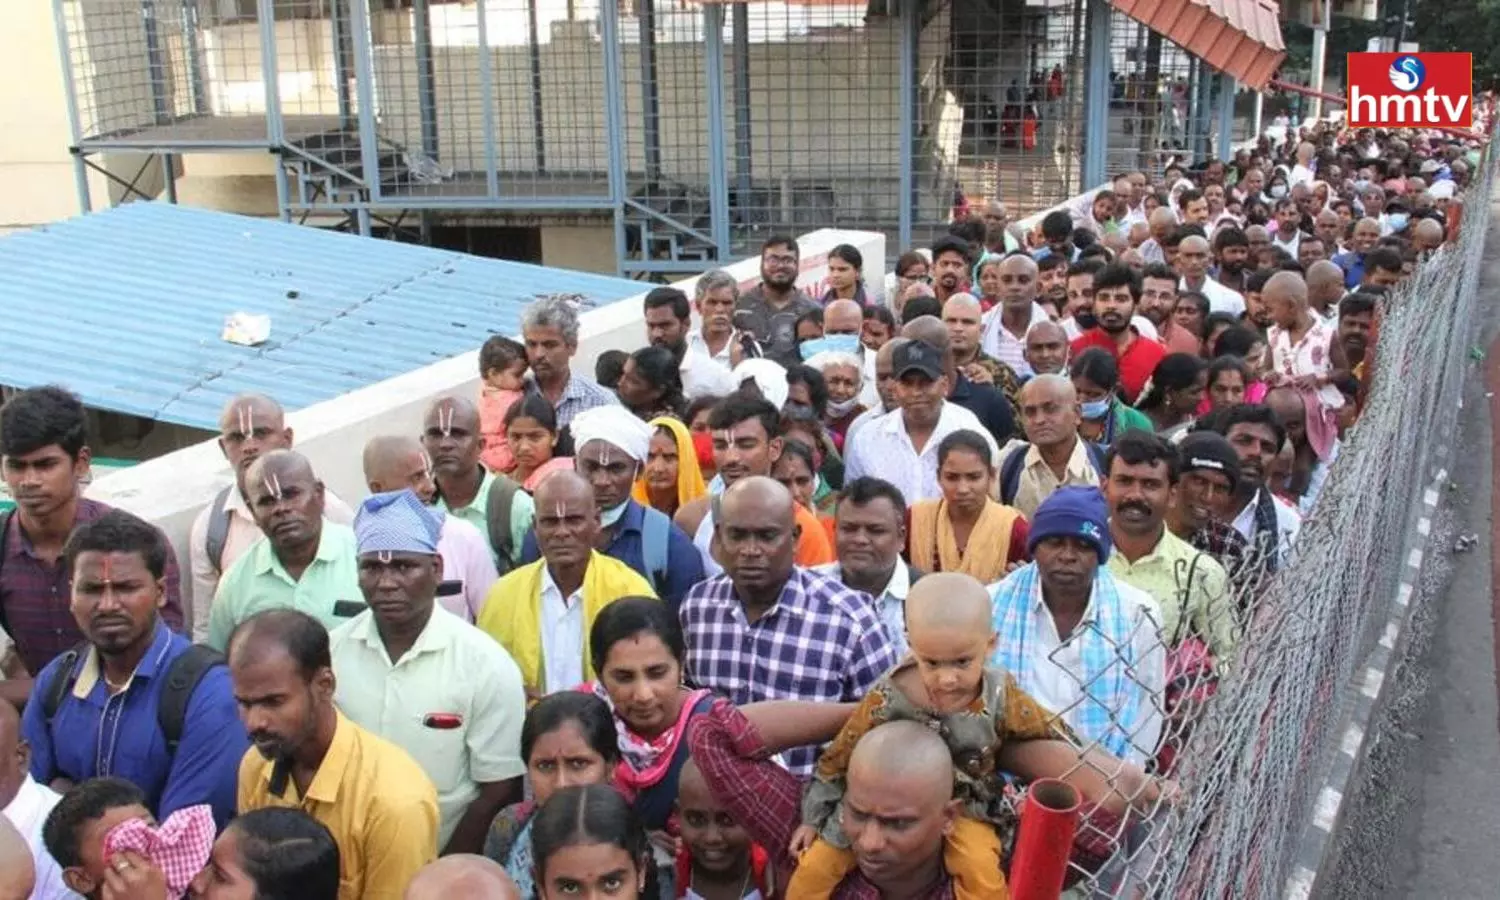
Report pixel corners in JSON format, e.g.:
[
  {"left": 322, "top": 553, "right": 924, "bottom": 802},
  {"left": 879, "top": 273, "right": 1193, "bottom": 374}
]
[
  {"left": 979, "top": 255, "right": 1053, "bottom": 379},
  {"left": 1023, "top": 320, "right": 1070, "bottom": 379},
  {"left": 823, "top": 299, "right": 863, "bottom": 339},
  {"left": 476, "top": 472, "right": 654, "bottom": 696},
  {"left": 1314, "top": 209, "right": 1342, "bottom": 252},
  {"left": 190, "top": 394, "right": 355, "bottom": 640},
  {"left": 1305, "top": 260, "right": 1346, "bottom": 323},
  {"left": 405, "top": 855, "right": 520, "bottom": 900},
  {"left": 680, "top": 477, "right": 898, "bottom": 777},
  {"left": 1264, "top": 271, "right": 1345, "bottom": 439},
  {"left": 945, "top": 294, "right": 1021, "bottom": 404},
  {"left": 1176, "top": 234, "right": 1247, "bottom": 317},
  {"left": 362, "top": 436, "right": 499, "bottom": 621},
  {"left": 207, "top": 450, "right": 364, "bottom": 650},
  {"left": 1333, "top": 217, "right": 1384, "bottom": 289},
  {"left": 422, "top": 395, "right": 535, "bottom": 575},
  {"left": 999, "top": 375, "right": 1105, "bottom": 517},
  {"left": 1139, "top": 207, "right": 1177, "bottom": 265},
  {"left": 0, "top": 702, "right": 67, "bottom": 899},
  {"left": 1411, "top": 217, "right": 1445, "bottom": 255}
]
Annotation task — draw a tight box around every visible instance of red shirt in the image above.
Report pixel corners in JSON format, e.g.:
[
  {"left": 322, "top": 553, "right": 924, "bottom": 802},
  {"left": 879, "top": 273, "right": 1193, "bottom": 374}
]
[
  {"left": 1157, "top": 322, "right": 1204, "bottom": 357},
  {"left": 1070, "top": 328, "right": 1166, "bottom": 403}
]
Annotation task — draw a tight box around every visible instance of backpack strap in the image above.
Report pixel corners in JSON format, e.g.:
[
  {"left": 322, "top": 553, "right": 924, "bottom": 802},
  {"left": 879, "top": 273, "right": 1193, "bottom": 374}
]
[
  {"left": 640, "top": 507, "right": 671, "bottom": 594},
  {"left": 204, "top": 486, "right": 234, "bottom": 574},
  {"left": 1084, "top": 441, "right": 1109, "bottom": 480},
  {"left": 485, "top": 475, "right": 520, "bottom": 575},
  {"left": 157, "top": 644, "right": 226, "bottom": 754},
  {"left": 40, "top": 644, "right": 86, "bottom": 734},
  {"left": 999, "top": 443, "right": 1030, "bottom": 506}
]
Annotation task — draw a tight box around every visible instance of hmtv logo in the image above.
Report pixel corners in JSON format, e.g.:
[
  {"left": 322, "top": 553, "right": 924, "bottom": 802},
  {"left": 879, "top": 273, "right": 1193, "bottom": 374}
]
[{"left": 1346, "top": 52, "right": 1472, "bottom": 128}]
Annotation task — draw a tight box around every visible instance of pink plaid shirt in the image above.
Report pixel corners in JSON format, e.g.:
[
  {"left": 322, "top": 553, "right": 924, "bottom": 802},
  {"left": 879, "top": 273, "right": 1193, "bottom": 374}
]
[{"left": 103, "top": 804, "right": 215, "bottom": 898}]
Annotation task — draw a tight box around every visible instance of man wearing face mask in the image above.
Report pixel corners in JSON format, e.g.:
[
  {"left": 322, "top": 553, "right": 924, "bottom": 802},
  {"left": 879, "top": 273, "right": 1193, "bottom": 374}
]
[
  {"left": 801, "top": 299, "right": 864, "bottom": 366},
  {"left": 515, "top": 407, "right": 702, "bottom": 611}
]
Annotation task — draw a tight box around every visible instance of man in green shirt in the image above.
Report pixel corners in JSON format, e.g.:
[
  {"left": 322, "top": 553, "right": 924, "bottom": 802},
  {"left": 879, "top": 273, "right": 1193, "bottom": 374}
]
[
  {"left": 1101, "top": 431, "right": 1237, "bottom": 663},
  {"left": 421, "top": 396, "right": 534, "bottom": 573},
  {"left": 207, "top": 450, "right": 363, "bottom": 649}
]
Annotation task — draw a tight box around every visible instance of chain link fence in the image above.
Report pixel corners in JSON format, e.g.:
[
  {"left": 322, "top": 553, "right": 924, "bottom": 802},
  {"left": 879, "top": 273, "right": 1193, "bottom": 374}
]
[{"left": 1033, "top": 145, "right": 1497, "bottom": 898}]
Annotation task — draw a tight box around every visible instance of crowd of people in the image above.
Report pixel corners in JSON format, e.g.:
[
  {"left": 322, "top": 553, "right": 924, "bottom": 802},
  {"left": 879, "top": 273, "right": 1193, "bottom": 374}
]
[{"left": 0, "top": 121, "right": 1482, "bottom": 900}]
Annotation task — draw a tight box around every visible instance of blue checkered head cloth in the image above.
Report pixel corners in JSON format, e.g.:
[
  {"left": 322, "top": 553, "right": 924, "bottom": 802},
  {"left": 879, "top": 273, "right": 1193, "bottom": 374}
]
[{"left": 354, "top": 489, "right": 444, "bottom": 555}]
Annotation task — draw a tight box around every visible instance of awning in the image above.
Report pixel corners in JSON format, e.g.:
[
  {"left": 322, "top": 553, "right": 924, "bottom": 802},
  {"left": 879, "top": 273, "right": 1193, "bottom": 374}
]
[{"left": 1109, "top": 0, "right": 1286, "bottom": 91}]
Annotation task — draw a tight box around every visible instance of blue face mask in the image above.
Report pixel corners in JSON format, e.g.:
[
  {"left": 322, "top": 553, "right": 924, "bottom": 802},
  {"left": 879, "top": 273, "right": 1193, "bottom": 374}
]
[
  {"left": 1386, "top": 213, "right": 1410, "bottom": 232},
  {"left": 1080, "top": 398, "right": 1111, "bottom": 421},
  {"left": 1353, "top": 179, "right": 1372, "bottom": 192},
  {"left": 600, "top": 500, "right": 629, "bottom": 528},
  {"left": 799, "top": 333, "right": 861, "bottom": 360}
]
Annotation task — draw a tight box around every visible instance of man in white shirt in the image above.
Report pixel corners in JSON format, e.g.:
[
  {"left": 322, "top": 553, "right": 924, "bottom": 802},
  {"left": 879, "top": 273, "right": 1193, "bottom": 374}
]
[
  {"left": 979, "top": 254, "right": 1053, "bottom": 378},
  {"left": 0, "top": 702, "right": 69, "bottom": 900},
  {"left": 844, "top": 341, "right": 999, "bottom": 505},
  {"left": 1271, "top": 199, "right": 1303, "bottom": 259},
  {"left": 1177, "top": 234, "right": 1246, "bottom": 317},
  {"left": 686, "top": 269, "right": 742, "bottom": 367},
  {"left": 988, "top": 486, "right": 1165, "bottom": 766},
  {"left": 362, "top": 435, "right": 500, "bottom": 621},
  {"left": 815, "top": 477, "right": 914, "bottom": 658},
  {"left": 189, "top": 393, "right": 355, "bottom": 640},
  {"left": 1290, "top": 141, "right": 1316, "bottom": 187},
  {"left": 331, "top": 490, "right": 526, "bottom": 855},
  {"left": 644, "top": 285, "right": 736, "bottom": 400}
]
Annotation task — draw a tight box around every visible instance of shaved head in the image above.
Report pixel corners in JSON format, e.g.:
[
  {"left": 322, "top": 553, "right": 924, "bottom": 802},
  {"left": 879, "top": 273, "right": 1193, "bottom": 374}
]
[
  {"left": 218, "top": 392, "right": 293, "bottom": 482},
  {"left": 849, "top": 720, "right": 954, "bottom": 798},
  {"left": 825, "top": 300, "right": 863, "bottom": 335},
  {"left": 905, "top": 572, "right": 992, "bottom": 635},
  {"left": 720, "top": 475, "right": 794, "bottom": 530},
  {"left": 717, "top": 476, "right": 798, "bottom": 601},
  {"left": 1306, "top": 260, "right": 1345, "bottom": 309},
  {"left": 1020, "top": 372, "right": 1077, "bottom": 405},
  {"left": 244, "top": 449, "right": 316, "bottom": 495},
  {"left": 424, "top": 395, "right": 481, "bottom": 433},
  {"left": 362, "top": 434, "right": 436, "bottom": 504},
  {"left": 942, "top": 294, "right": 982, "bottom": 318},
  {"left": 404, "top": 855, "right": 519, "bottom": 900},
  {"left": 0, "top": 815, "right": 33, "bottom": 900},
  {"left": 901, "top": 315, "right": 950, "bottom": 353},
  {"left": 362, "top": 434, "right": 424, "bottom": 482},
  {"left": 533, "top": 468, "right": 594, "bottom": 511},
  {"left": 1412, "top": 217, "right": 1444, "bottom": 252},
  {"left": 1264, "top": 271, "right": 1308, "bottom": 308}
]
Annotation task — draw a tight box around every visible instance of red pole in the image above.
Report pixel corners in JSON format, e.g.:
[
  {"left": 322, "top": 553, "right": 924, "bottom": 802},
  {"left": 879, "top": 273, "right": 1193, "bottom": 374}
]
[{"left": 1010, "top": 778, "right": 1082, "bottom": 900}]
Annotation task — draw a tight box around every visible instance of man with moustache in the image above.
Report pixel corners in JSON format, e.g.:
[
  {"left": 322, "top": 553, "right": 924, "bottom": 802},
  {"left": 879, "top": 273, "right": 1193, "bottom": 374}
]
[
  {"left": 736, "top": 236, "right": 819, "bottom": 367},
  {"left": 642, "top": 285, "right": 736, "bottom": 400},
  {"left": 1199, "top": 405, "right": 1300, "bottom": 571},
  {"left": 233, "top": 608, "right": 438, "bottom": 899},
  {"left": 1035, "top": 254, "right": 1070, "bottom": 317},
  {"left": 1139, "top": 264, "right": 1201, "bottom": 355},
  {"left": 330, "top": 491, "right": 526, "bottom": 855},
  {"left": 928, "top": 237, "right": 973, "bottom": 304},
  {"left": 22, "top": 511, "right": 246, "bottom": 828},
  {"left": 1069, "top": 263, "right": 1165, "bottom": 403},
  {"left": 1211, "top": 227, "right": 1252, "bottom": 294},
  {"left": 1166, "top": 432, "right": 1262, "bottom": 593}
]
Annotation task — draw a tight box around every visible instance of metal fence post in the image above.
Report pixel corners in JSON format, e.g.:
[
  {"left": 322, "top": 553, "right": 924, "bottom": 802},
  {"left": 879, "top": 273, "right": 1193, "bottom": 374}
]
[
  {"left": 897, "top": 0, "right": 915, "bottom": 250},
  {"left": 600, "top": 0, "right": 631, "bottom": 275},
  {"left": 413, "top": 0, "right": 439, "bottom": 160},
  {"left": 255, "top": 0, "right": 283, "bottom": 147},
  {"left": 51, "top": 0, "right": 92, "bottom": 214},
  {"left": 1217, "top": 74, "right": 1236, "bottom": 160},
  {"left": 1082, "top": 0, "right": 1111, "bottom": 188},
  {"left": 639, "top": 0, "right": 663, "bottom": 184},
  {"left": 474, "top": 0, "right": 499, "bottom": 198},
  {"left": 346, "top": 0, "right": 383, "bottom": 212},
  {"left": 731, "top": 4, "right": 753, "bottom": 215},
  {"left": 704, "top": 4, "right": 731, "bottom": 260}
]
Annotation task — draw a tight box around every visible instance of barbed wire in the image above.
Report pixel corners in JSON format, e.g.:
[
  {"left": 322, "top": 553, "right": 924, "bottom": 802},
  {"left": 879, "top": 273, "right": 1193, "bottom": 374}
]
[{"left": 1030, "top": 145, "right": 1497, "bottom": 899}]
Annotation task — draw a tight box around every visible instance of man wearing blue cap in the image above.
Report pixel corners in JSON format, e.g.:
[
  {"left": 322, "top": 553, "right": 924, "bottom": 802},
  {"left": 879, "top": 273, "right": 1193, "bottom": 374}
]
[
  {"left": 988, "top": 485, "right": 1166, "bottom": 766},
  {"left": 329, "top": 490, "right": 527, "bottom": 856}
]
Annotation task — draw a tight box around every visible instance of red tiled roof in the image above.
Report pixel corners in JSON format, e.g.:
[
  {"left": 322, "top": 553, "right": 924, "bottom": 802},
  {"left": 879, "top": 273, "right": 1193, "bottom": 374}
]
[{"left": 1109, "top": 0, "right": 1286, "bottom": 91}]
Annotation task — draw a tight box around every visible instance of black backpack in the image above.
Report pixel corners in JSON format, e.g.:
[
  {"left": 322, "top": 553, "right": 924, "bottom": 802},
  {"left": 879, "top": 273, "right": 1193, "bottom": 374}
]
[{"left": 40, "top": 643, "right": 224, "bottom": 755}]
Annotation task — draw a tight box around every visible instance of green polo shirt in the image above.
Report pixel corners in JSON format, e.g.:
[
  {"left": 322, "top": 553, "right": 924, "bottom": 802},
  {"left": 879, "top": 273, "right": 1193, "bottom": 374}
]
[
  {"left": 1107, "top": 528, "right": 1237, "bottom": 661},
  {"left": 438, "top": 470, "right": 535, "bottom": 569},
  {"left": 207, "top": 522, "right": 364, "bottom": 650}
]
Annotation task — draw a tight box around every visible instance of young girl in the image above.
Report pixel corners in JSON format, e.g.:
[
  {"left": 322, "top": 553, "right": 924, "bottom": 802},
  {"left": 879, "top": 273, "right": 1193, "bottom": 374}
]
[
  {"left": 531, "top": 784, "right": 654, "bottom": 900},
  {"left": 477, "top": 335, "right": 527, "bottom": 474},
  {"left": 676, "top": 759, "right": 770, "bottom": 899},
  {"left": 504, "top": 393, "right": 573, "bottom": 493}
]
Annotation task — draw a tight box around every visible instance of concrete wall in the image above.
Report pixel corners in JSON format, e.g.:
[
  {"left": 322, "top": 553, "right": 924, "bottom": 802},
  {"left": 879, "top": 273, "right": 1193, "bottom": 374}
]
[
  {"left": 541, "top": 225, "right": 617, "bottom": 274},
  {"left": 87, "top": 227, "right": 886, "bottom": 632}
]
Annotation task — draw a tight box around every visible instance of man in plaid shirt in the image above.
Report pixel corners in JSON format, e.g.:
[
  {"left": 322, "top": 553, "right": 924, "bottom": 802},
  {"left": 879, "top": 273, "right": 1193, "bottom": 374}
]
[{"left": 679, "top": 477, "right": 898, "bottom": 777}]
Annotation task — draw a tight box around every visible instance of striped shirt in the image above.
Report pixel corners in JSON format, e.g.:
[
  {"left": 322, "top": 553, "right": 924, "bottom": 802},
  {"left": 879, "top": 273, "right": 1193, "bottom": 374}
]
[
  {"left": 524, "top": 372, "right": 617, "bottom": 430},
  {"left": 679, "top": 567, "right": 898, "bottom": 776}
]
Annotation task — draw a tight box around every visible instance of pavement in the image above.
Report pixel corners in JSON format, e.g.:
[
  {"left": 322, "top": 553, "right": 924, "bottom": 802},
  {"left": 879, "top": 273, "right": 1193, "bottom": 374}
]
[{"left": 1321, "top": 195, "right": 1500, "bottom": 898}]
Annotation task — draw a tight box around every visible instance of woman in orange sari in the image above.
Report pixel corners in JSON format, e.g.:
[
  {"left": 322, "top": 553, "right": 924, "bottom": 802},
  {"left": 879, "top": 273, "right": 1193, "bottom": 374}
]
[{"left": 908, "top": 430, "right": 1030, "bottom": 584}]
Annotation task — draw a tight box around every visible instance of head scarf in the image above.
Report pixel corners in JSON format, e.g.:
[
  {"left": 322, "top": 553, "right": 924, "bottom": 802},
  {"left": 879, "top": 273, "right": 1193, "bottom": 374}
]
[
  {"left": 632, "top": 416, "right": 707, "bottom": 511},
  {"left": 731, "top": 358, "right": 789, "bottom": 410},
  {"left": 354, "top": 489, "right": 443, "bottom": 555},
  {"left": 570, "top": 405, "right": 653, "bottom": 463}
]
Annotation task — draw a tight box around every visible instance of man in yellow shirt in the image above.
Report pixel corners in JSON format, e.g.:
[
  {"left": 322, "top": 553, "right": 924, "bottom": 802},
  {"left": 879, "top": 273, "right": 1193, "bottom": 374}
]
[
  {"left": 230, "top": 608, "right": 439, "bottom": 900},
  {"left": 476, "top": 471, "right": 655, "bottom": 697}
]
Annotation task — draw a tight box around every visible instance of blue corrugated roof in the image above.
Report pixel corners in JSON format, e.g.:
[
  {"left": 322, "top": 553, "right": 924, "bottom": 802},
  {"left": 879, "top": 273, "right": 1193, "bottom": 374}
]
[{"left": 0, "top": 203, "right": 644, "bottom": 430}]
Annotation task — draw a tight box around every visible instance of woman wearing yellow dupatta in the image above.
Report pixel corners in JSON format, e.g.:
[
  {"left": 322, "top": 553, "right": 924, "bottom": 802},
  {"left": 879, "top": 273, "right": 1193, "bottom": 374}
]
[
  {"left": 908, "top": 430, "right": 1031, "bottom": 584},
  {"left": 632, "top": 416, "right": 706, "bottom": 518}
]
